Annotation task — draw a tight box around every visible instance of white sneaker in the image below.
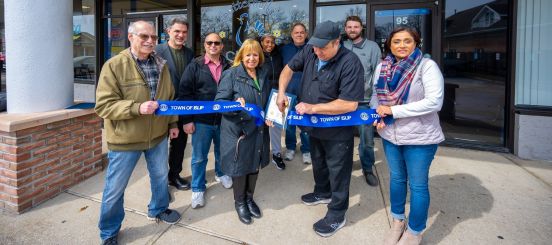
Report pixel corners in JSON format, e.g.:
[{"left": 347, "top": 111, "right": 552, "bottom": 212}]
[
  {"left": 302, "top": 152, "right": 311, "bottom": 164},
  {"left": 284, "top": 150, "right": 295, "bottom": 161},
  {"left": 191, "top": 191, "right": 205, "bottom": 209},
  {"left": 215, "top": 175, "right": 233, "bottom": 189}
]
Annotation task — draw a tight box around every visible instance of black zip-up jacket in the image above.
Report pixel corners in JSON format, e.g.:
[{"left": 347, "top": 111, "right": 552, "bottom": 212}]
[
  {"left": 261, "top": 48, "right": 284, "bottom": 90},
  {"left": 177, "top": 55, "right": 231, "bottom": 125}
]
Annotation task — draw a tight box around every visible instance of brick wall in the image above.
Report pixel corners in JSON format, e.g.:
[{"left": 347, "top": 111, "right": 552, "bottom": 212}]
[{"left": 0, "top": 114, "right": 105, "bottom": 213}]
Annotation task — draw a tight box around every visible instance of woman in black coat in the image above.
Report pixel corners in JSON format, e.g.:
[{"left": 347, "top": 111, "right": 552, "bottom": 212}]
[{"left": 215, "top": 39, "right": 271, "bottom": 224}]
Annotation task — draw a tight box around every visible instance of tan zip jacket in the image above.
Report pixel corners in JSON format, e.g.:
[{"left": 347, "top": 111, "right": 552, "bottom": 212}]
[{"left": 95, "top": 48, "right": 178, "bottom": 151}]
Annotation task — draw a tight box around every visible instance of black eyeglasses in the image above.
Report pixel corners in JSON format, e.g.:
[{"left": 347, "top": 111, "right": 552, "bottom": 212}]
[
  {"left": 132, "top": 33, "right": 159, "bottom": 41},
  {"left": 205, "top": 41, "right": 222, "bottom": 46}
]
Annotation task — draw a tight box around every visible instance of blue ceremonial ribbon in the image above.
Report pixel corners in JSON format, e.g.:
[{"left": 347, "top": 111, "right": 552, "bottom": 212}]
[
  {"left": 286, "top": 109, "right": 394, "bottom": 128},
  {"left": 155, "top": 101, "right": 265, "bottom": 126}
]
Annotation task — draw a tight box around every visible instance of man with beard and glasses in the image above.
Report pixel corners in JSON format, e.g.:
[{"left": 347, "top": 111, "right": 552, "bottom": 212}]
[{"left": 342, "top": 15, "right": 382, "bottom": 187}]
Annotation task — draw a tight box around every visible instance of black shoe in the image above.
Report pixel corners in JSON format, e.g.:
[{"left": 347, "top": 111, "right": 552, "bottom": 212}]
[
  {"left": 246, "top": 198, "right": 262, "bottom": 218},
  {"left": 363, "top": 170, "right": 379, "bottom": 187},
  {"left": 301, "top": 193, "right": 331, "bottom": 206},
  {"left": 168, "top": 176, "right": 190, "bottom": 190},
  {"left": 272, "top": 153, "right": 286, "bottom": 170},
  {"left": 101, "top": 235, "right": 118, "bottom": 245},
  {"left": 313, "top": 216, "right": 347, "bottom": 237},
  {"left": 235, "top": 201, "right": 252, "bottom": 224},
  {"left": 147, "top": 209, "right": 181, "bottom": 224}
]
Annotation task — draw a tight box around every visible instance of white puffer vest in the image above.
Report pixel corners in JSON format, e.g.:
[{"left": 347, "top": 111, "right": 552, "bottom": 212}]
[{"left": 374, "top": 58, "right": 445, "bottom": 145}]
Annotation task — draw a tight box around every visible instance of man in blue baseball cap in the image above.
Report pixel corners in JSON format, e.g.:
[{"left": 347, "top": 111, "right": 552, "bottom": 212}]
[{"left": 277, "top": 20, "right": 365, "bottom": 237}]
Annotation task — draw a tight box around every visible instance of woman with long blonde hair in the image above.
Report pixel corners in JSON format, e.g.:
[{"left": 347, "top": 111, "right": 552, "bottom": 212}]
[{"left": 215, "top": 39, "right": 271, "bottom": 224}]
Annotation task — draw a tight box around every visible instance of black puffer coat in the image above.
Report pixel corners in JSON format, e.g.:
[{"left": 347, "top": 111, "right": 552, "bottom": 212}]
[{"left": 215, "top": 63, "right": 270, "bottom": 176}]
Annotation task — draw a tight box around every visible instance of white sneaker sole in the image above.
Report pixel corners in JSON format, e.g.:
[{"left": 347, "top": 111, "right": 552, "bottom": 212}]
[
  {"left": 147, "top": 215, "right": 182, "bottom": 225},
  {"left": 302, "top": 198, "right": 332, "bottom": 206},
  {"left": 191, "top": 203, "right": 204, "bottom": 209},
  {"left": 272, "top": 159, "right": 284, "bottom": 170},
  {"left": 315, "top": 218, "right": 347, "bottom": 237}
]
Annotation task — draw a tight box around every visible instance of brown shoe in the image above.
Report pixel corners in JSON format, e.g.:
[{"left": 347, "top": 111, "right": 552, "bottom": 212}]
[
  {"left": 397, "top": 230, "right": 422, "bottom": 245},
  {"left": 383, "top": 219, "right": 406, "bottom": 245}
]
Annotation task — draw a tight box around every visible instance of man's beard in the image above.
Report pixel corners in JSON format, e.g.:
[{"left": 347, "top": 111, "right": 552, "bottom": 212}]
[{"left": 347, "top": 32, "right": 360, "bottom": 40}]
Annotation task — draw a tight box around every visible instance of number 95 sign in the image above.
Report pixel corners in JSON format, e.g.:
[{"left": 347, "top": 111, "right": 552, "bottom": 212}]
[{"left": 396, "top": 16, "right": 408, "bottom": 25}]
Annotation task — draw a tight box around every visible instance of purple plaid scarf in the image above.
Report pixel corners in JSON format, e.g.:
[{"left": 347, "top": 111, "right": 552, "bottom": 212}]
[{"left": 376, "top": 48, "right": 423, "bottom": 106}]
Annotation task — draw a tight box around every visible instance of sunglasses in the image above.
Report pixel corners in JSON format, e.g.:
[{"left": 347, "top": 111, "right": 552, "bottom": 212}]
[
  {"left": 132, "top": 33, "right": 159, "bottom": 41},
  {"left": 205, "top": 41, "right": 222, "bottom": 46}
]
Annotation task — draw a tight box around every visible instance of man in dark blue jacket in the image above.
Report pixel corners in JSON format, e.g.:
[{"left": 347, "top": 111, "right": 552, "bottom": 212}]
[
  {"left": 155, "top": 18, "right": 194, "bottom": 191},
  {"left": 178, "top": 33, "right": 232, "bottom": 209},
  {"left": 280, "top": 22, "right": 311, "bottom": 164}
]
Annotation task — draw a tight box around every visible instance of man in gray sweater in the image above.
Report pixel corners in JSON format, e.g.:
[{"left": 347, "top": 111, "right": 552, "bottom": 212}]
[{"left": 342, "top": 16, "right": 382, "bottom": 187}]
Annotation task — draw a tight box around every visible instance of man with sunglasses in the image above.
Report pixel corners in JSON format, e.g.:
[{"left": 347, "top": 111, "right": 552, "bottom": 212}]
[
  {"left": 178, "top": 33, "right": 232, "bottom": 209},
  {"left": 96, "top": 20, "right": 180, "bottom": 245},
  {"left": 155, "top": 18, "right": 195, "bottom": 191}
]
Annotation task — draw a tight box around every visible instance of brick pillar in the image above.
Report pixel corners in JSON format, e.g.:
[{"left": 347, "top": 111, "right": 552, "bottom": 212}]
[{"left": 0, "top": 110, "right": 105, "bottom": 213}]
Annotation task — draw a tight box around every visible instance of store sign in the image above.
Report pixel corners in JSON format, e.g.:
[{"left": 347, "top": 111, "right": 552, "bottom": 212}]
[{"left": 231, "top": 0, "right": 272, "bottom": 12}]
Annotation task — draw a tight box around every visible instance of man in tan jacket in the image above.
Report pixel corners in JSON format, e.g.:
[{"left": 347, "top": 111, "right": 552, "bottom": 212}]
[{"left": 95, "top": 20, "right": 180, "bottom": 245}]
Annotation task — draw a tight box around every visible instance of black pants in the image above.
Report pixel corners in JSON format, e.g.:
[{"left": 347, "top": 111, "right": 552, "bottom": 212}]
[
  {"left": 168, "top": 123, "right": 188, "bottom": 179},
  {"left": 232, "top": 172, "right": 259, "bottom": 203},
  {"left": 310, "top": 136, "right": 354, "bottom": 219}
]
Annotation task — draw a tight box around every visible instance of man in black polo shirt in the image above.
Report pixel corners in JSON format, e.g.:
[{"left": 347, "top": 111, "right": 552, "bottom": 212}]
[{"left": 277, "top": 21, "right": 364, "bottom": 237}]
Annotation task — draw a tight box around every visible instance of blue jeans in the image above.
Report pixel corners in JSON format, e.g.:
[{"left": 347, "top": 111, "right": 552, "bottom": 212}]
[
  {"left": 98, "top": 138, "right": 170, "bottom": 240},
  {"left": 357, "top": 106, "right": 375, "bottom": 172},
  {"left": 285, "top": 125, "right": 310, "bottom": 153},
  {"left": 190, "top": 123, "right": 223, "bottom": 192},
  {"left": 382, "top": 139, "right": 438, "bottom": 235}
]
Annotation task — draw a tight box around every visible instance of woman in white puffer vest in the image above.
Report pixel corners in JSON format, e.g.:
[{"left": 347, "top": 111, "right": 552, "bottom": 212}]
[{"left": 370, "top": 27, "right": 444, "bottom": 245}]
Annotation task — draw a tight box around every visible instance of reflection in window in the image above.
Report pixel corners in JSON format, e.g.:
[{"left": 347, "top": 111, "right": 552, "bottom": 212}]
[
  {"left": 442, "top": 0, "right": 507, "bottom": 146},
  {"left": 104, "top": 18, "right": 124, "bottom": 60},
  {"left": 201, "top": 5, "right": 233, "bottom": 61},
  {"left": 104, "top": 0, "right": 186, "bottom": 15},
  {"left": 201, "top": 0, "right": 309, "bottom": 62},
  {"left": 317, "top": 4, "right": 366, "bottom": 28},
  {"left": 73, "top": 0, "right": 96, "bottom": 102},
  {"left": 317, "top": 4, "right": 366, "bottom": 40},
  {"left": 246, "top": 0, "right": 308, "bottom": 45}
]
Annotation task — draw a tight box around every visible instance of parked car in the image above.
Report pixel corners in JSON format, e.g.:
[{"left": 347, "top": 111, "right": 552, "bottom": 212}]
[{"left": 73, "top": 55, "right": 96, "bottom": 81}]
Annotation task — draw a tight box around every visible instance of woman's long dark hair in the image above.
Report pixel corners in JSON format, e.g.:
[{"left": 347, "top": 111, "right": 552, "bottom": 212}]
[{"left": 384, "top": 27, "right": 421, "bottom": 56}]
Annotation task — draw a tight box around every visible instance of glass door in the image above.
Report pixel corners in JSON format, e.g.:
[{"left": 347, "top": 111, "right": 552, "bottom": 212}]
[
  {"left": 369, "top": 3, "right": 440, "bottom": 59},
  {"left": 440, "top": 0, "right": 508, "bottom": 148}
]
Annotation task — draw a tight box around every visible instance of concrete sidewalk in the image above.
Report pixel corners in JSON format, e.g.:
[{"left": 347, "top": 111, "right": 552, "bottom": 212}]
[{"left": 1, "top": 138, "right": 551, "bottom": 244}]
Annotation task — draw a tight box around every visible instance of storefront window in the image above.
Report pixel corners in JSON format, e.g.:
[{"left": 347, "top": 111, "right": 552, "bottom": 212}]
[
  {"left": 316, "top": 4, "right": 366, "bottom": 28},
  {"left": 73, "top": 0, "right": 96, "bottom": 102},
  {"left": 103, "top": 1, "right": 187, "bottom": 60},
  {"left": 441, "top": 0, "right": 508, "bottom": 145},
  {"left": 515, "top": 0, "right": 552, "bottom": 106},
  {"left": 316, "top": 4, "right": 366, "bottom": 41},
  {"left": 104, "top": 0, "right": 186, "bottom": 16},
  {"left": 201, "top": 0, "right": 309, "bottom": 61}
]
